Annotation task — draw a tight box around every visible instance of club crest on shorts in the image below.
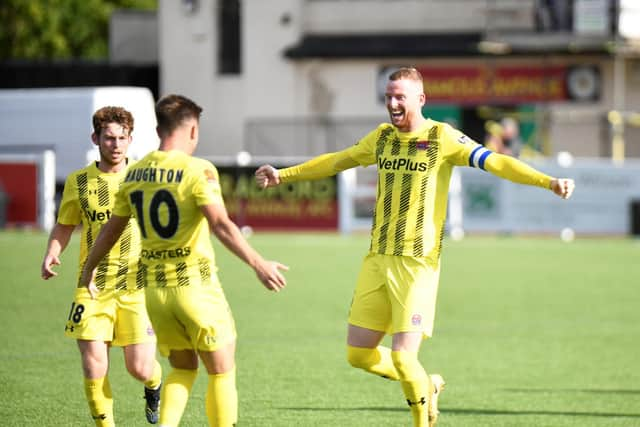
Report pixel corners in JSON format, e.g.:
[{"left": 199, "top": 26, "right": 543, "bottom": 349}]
[
  {"left": 411, "top": 314, "right": 422, "bottom": 326},
  {"left": 147, "top": 325, "right": 155, "bottom": 336}
]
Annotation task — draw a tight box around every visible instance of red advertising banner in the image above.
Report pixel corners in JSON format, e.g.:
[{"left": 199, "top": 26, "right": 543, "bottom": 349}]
[
  {"left": 217, "top": 166, "right": 338, "bottom": 230},
  {"left": 416, "top": 65, "right": 571, "bottom": 104},
  {"left": 0, "top": 163, "right": 38, "bottom": 225}
]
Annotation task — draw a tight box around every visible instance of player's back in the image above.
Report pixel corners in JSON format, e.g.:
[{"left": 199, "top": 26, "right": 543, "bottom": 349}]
[{"left": 116, "top": 150, "right": 221, "bottom": 288}]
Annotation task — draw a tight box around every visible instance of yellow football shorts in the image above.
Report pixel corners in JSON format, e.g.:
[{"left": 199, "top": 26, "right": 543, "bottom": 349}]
[
  {"left": 144, "top": 279, "right": 237, "bottom": 357},
  {"left": 348, "top": 253, "right": 441, "bottom": 338},
  {"left": 64, "top": 287, "right": 156, "bottom": 346}
]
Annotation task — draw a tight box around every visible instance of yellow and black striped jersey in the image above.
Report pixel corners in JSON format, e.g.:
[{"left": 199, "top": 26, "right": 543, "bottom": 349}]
[
  {"left": 58, "top": 161, "right": 141, "bottom": 291},
  {"left": 346, "top": 119, "right": 491, "bottom": 264},
  {"left": 112, "top": 150, "right": 224, "bottom": 288}
]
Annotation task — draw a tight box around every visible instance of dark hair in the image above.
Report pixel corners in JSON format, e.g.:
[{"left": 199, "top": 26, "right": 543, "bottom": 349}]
[
  {"left": 155, "top": 94, "right": 203, "bottom": 136},
  {"left": 92, "top": 106, "right": 134, "bottom": 135},
  {"left": 388, "top": 67, "right": 423, "bottom": 83}
]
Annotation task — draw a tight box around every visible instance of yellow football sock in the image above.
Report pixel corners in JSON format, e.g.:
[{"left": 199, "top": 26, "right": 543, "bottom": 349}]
[
  {"left": 392, "top": 351, "right": 430, "bottom": 427},
  {"left": 205, "top": 368, "right": 237, "bottom": 426},
  {"left": 347, "top": 345, "right": 400, "bottom": 380},
  {"left": 158, "top": 368, "right": 198, "bottom": 427},
  {"left": 83, "top": 376, "right": 114, "bottom": 427},
  {"left": 143, "top": 360, "right": 163, "bottom": 390}
]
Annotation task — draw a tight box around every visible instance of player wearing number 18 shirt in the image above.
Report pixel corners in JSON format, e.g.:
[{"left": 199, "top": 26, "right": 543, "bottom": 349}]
[
  {"left": 40, "top": 106, "right": 162, "bottom": 426},
  {"left": 255, "top": 67, "right": 576, "bottom": 427},
  {"left": 79, "top": 94, "right": 288, "bottom": 427}
]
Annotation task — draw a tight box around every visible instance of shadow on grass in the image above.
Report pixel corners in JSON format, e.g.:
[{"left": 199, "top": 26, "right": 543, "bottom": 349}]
[
  {"left": 280, "top": 387, "right": 640, "bottom": 419},
  {"left": 504, "top": 388, "right": 640, "bottom": 395},
  {"left": 280, "top": 406, "right": 640, "bottom": 419},
  {"left": 444, "top": 407, "right": 640, "bottom": 419},
  {"left": 279, "top": 407, "right": 405, "bottom": 413}
]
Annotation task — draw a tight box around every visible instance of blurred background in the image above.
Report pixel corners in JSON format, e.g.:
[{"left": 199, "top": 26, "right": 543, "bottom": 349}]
[
  {"left": 2, "top": 0, "right": 640, "bottom": 238},
  {"left": 2, "top": 4, "right": 640, "bottom": 425}
]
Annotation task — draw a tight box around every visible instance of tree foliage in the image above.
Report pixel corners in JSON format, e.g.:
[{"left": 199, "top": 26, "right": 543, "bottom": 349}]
[{"left": 0, "top": 0, "right": 157, "bottom": 60}]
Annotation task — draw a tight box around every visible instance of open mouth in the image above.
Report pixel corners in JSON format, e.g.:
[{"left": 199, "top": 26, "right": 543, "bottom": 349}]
[{"left": 390, "top": 109, "right": 404, "bottom": 121}]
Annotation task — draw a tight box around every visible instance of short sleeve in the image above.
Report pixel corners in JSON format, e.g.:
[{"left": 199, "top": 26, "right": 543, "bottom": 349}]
[
  {"left": 56, "top": 175, "right": 82, "bottom": 225},
  {"left": 192, "top": 161, "right": 224, "bottom": 207},
  {"left": 441, "top": 124, "right": 493, "bottom": 170},
  {"left": 112, "top": 184, "right": 132, "bottom": 217}
]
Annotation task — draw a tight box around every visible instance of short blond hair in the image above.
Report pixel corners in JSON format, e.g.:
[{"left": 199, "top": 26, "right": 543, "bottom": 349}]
[{"left": 388, "top": 67, "right": 423, "bottom": 83}]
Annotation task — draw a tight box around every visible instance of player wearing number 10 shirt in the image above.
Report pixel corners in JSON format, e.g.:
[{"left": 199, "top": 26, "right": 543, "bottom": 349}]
[{"left": 80, "top": 94, "right": 288, "bottom": 427}]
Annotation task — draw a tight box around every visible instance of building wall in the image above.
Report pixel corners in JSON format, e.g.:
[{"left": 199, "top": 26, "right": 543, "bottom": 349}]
[
  {"left": 301, "top": 0, "right": 491, "bottom": 33},
  {"left": 244, "top": 0, "right": 301, "bottom": 118},
  {"left": 110, "top": 10, "right": 158, "bottom": 64},
  {"left": 158, "top": 0, "right": 640, "bottom": 159},
  {"left": 159, "top": 0, "right": 244, "bottom": 157}
]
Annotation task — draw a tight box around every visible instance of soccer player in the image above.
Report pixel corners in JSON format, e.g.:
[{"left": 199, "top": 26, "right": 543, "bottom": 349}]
[
  {"left": 255, "top": 67, "right": 575, "bottom": 427},
  {"left": 78, "top": 94, "right": 288, "bottom": 427},
  {"left": 40, "top": 106, "right": 163, "bottom": 426}
]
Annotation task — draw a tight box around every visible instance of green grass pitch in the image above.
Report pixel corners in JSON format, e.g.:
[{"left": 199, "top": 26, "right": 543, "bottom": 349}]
[{"left": 0, "top": 230, "right": 639, "bottom": 426}]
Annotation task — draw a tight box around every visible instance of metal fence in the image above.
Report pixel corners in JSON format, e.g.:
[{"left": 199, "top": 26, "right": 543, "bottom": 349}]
[{"left": 244, "top": 117, "right": 384, "bottom": 158}]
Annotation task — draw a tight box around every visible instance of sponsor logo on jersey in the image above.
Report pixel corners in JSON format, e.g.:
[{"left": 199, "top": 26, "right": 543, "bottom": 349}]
[
  {"left": 378, "top": 157, "right": 428, "bottom": 172},
  {"left": 140, "top": 246, "right": 192, "bottom": 260},
  {"left": 84, "top": 209, "right": 112, "bottom": 223}
]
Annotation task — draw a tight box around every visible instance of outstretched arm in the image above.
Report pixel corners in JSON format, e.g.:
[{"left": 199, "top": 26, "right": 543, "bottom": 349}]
[
  {"left": 255, "top": 150, "right": 359, "bottom": 188},
  {"left": 41, "top": 223, "right": 76, "bottom": 279},
  {"left": 78, "top": 215, "right": 129, "bottom": 297},
  {"left": 484, "top": 152, "right": 575, "bottom": 199},
  {"left": 201, "top": 203, "right": 288, "bottom": 292}
]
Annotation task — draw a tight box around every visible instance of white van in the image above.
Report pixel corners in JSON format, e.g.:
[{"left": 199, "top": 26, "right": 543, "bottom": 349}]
[{"left": 0, "top": 86, "right": 159, "bottom": 186}]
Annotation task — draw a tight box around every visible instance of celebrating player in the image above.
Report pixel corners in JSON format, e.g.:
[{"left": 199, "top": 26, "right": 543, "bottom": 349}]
[
  {"left": 41, "top": 106, "right": 163, "bottom": 426},
  {"left": 78, "top": 94, "right": 288, "bottom": 427},
  {"left": 255, "top": 67, "right": 575, "bottom": 427}
]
